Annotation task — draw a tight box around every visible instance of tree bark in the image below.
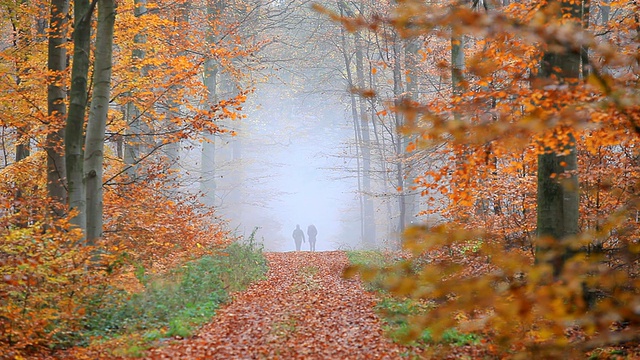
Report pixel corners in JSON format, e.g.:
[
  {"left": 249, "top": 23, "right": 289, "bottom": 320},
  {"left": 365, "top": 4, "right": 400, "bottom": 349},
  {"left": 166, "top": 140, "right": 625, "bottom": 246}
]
[
  {"left": 403, "top": 38, "right": 420, "bottom": 228},
  {"left": 581, "top": 0, "right": 591, "bottom": 79},
  {"left": 46, "top": 0, "right": 69, "bottom": 215},
  {"left": 85, "top": 0, "right": 115, "bottom": 243},
  {"left": 10, "top": 0, "right": 31, "bottom": 163},
  {"left": 392, "top": 33, "right": 406, "bottom": 236},
  {"left": 536, "top": 0, "right": 581, "bottom": 278},
  {"left": 354, "top": 29, "right": 376, "bottom": 248},
  {"left": 338, "top": 0, "right": 376, "bottom": 247},
  {"left": 65, "top": 0, "right": 96, "bottom": 234},
  {"left": 200, "top": 0, "right": 224, "bottom": 207},
  {"left": 451, "top": 27, "right": 464, "bottom": 111},
  {"left": 124, "top": 0, "right": 146, "bottom": 178},
  {"left": 338, "top": 18, "right": 364, "bottom": 242}
]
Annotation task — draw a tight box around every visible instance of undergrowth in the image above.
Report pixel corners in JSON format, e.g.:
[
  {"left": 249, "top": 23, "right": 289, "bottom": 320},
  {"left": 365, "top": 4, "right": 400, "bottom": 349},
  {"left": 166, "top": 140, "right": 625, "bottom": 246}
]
[
  {"left": 346, "top": 250, "right": 480, "bottom": 349},
  {"left": 345, "top": 250, "right": 398, "bottom": 292},
  {"left": 80, "top": 231, "right": 267, "bottom": 356}
]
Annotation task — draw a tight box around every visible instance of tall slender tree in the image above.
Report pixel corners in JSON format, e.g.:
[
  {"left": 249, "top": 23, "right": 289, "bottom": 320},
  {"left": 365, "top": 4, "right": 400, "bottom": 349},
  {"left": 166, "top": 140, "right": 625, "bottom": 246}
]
[
  {"left": 200, "top": 0, "right": 224, "bottom": 207},
  {"left": 536, "top": 0, "right": 581, "bottom": 277},
  {"left": 65, "top": 0, "right": 96, "bottom": 233},
  {"left": 9, "top": 0, "right": 31, "bottom": 163},
  {"left": 338, "top": 0, "right": 376, "bottom": 247},
  {"left": 46, "top": 0, "right": 69, "bottom": 214},
  {"left": 391, "top": 33, "right": 407, "bottom": 235},
  {"left": 355, "top": 22, "right": 377, "bottom": 247},
  {"left": 123, "top": 0, "right": 147, "bottom": 178},
  {"left": 403, "top": 37, "right": 420, "bottom": 227},
  {"left": 85, "top": 0, "right": 116, "bottom": 243}
]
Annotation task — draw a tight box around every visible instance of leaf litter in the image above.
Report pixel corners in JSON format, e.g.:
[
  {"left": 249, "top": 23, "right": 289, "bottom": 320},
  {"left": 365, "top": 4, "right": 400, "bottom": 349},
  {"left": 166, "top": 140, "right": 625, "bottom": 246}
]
[{"left": 144, "top": 251, "right": 406, "bottom": 359}]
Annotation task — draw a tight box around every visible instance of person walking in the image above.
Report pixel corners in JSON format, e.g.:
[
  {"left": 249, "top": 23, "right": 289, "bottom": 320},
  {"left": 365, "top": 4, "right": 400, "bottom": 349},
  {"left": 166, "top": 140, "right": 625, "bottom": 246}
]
[
  {"left": 292, "top": 224, "right": 305, "bottom": 251},
  {"left": 307, "top": 224, "right": 318, "bottom": 252}
]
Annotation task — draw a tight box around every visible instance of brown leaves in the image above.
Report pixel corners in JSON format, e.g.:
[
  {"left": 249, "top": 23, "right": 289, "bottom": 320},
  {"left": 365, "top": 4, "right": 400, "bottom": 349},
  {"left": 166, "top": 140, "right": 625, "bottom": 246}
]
[{"left": 145, "top": 251, "right": 405, "bottom": 359}]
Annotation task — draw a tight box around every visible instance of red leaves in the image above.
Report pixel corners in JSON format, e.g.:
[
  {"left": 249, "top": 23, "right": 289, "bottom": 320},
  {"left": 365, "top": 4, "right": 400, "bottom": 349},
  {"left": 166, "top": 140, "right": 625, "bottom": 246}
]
[{"left": 145, "top": 252, "right": 405, "bottom": 359}]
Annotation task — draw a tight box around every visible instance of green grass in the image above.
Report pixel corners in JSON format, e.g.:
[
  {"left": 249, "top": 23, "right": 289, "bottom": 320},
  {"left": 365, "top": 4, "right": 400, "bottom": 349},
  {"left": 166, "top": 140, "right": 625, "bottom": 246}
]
[
  {"left": 346, "top": 250, "right": 390, "bottom": 267},
  {"left": 79, "top": 234, "right": 268, "bottom": 356},
  {"left": 347, "top": 250, "right": 480, "bottom": 348},
  {"left": 377, "top": 294, "right": 479, "bottom": 347},
  {"left": 376, "top": 297, "right": 433, "bottom": 321},
  {"left": 346, "top": 250, "right": 399, "bottom": 292}
]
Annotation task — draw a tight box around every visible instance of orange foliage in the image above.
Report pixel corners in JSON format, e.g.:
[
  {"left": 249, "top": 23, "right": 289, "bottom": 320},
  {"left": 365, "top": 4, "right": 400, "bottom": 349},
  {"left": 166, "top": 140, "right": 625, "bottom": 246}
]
[
  {"left": 103, "top": 177, "right": 231, "bottom": 273},
  {"left": 109, "top": 0, "right": 255, "bottom": 144},
  {"left": 0, "top": 154, "right": 102, "bottom": 357},
  {"left": 1, "top": 0, "right": 254, "bottom": 356},
  {"left": 334, "top": 0, "right": 640, "bottom": 356},
  {"left": 0, "top": 155, "right": 231, "bottom": 357}
]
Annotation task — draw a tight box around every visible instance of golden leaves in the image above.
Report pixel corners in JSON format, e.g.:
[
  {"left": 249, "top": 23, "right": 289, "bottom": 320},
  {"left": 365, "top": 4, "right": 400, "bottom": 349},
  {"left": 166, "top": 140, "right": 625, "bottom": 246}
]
[{"left": 0, "top": 154, "right": 100, "bottom": 356}]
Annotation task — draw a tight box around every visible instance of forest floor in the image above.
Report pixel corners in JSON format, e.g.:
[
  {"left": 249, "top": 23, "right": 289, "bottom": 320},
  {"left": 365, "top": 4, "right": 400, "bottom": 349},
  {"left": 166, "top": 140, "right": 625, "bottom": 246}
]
[
  {"left": 43, "top": 250, "right": 638, "bottom": 359},
  {"left": 141, "top": 251, "right": 409, "bottom": 359}
]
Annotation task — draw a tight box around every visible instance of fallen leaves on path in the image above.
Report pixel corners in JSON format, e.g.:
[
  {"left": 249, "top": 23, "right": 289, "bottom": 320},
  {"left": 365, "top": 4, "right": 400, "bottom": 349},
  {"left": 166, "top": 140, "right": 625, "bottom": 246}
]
[{"left": 145, "top": 251, "right": 406, "bottom": 359}]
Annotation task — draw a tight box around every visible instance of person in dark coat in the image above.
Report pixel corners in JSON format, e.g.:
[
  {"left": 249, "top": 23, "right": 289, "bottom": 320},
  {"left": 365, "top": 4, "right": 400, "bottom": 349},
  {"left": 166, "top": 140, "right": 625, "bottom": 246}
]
[
  {"left": 307, "top": 224, "right": 318, "bottom": 252},
  {"left": 292, "top": 224, "right": 305, "bottom": 251}
]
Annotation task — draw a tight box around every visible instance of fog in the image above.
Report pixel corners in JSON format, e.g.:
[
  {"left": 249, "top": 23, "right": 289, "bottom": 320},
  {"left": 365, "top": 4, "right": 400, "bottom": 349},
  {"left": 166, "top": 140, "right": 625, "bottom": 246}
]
[
  {"left": 174, "top": 1, "right": 443, "bottom": 252},
  {"left": 218, "top": 82, "right": 362, "bottom": 252}
]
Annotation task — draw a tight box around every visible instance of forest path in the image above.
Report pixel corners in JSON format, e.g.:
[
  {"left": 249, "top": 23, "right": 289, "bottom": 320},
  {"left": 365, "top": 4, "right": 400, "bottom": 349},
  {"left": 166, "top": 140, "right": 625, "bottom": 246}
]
[{"left": 144, "top": 251, "right": 406, "bottom": 359}]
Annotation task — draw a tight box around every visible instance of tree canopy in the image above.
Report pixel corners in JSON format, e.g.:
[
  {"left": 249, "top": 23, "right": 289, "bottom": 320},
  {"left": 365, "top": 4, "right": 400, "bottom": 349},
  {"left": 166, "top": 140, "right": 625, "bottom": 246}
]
[{"left": 1, "top": 0, "right": 639, "bottom": 357}]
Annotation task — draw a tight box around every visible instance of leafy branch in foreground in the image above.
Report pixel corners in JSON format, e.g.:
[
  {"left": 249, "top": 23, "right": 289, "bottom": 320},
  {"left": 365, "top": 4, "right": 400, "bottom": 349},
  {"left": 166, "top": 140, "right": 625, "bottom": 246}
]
[{"left": 336, "top": 0, "right": 640, "bottom": 356}]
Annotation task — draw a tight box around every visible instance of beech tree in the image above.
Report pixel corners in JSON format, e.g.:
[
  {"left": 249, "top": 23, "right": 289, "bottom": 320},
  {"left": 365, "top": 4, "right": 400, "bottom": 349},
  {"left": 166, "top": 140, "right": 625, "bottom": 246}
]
[
  {"left": 535, "top": 0, "right": 581, "bottom": 277},
  {"left": 200, "top": 0, "right": 223, "bottom": 208},
  {"left": 7, "top": 0, "right": 32, "bottom": 163},
  {"left": 85, "top": 0, "right": 116, "bottom": 243},
  {"left": 65, "top": 0, "right": 95, "bottom": 233},
  {"left": 46, "top": 0, "right": 68, "bottom": 213},
  {"left": 123, "top": 0, "right": 147, "bottom": 178},
  {"left": 337, "top": 0, "right": 376, "bottom": 247},
  {"left": 339, "top": 0, "right": 640, "bottom": 356}
]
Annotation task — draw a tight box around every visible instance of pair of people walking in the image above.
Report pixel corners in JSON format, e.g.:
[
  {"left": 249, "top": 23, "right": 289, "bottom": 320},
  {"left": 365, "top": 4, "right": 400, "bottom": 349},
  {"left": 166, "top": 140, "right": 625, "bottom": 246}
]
[{"left": 292, "top": 224, "right": 318, "bottom": 252}]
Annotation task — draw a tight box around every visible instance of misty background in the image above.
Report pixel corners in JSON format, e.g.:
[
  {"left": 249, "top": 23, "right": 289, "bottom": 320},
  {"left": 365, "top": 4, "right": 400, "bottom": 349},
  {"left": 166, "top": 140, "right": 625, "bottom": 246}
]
[{"left": 168, "top": 0, "right": 445, "bottom": 251}]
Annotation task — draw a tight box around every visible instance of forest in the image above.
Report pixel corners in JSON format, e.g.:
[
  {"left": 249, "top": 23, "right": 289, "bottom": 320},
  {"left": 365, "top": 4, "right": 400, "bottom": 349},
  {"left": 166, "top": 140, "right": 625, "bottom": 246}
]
[{"left": 1, "top": 0, "right": 639, "bottom": 358}]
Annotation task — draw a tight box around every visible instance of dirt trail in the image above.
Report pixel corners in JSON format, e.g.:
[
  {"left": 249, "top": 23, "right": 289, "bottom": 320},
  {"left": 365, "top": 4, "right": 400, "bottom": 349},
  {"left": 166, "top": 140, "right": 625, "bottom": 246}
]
[{"left": 145, "top": 251, "right": 405, "bottom": 359}]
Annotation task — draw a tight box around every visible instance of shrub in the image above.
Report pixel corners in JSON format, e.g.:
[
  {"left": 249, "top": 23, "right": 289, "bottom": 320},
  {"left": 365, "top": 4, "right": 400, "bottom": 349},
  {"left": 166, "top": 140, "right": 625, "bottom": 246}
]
[
  {"left": 80, "top": 237, "right": 267, "bottom": 355},
  {"left": 0, "top": 155, "right": 108, "bottom": 356}
]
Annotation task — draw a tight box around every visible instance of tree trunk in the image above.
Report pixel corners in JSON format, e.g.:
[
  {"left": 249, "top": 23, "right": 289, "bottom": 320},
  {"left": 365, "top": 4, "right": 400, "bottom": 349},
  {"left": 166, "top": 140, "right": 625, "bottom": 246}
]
[
  {"left": 85, "top": 0, "right": 115, "bottom": 244},
  {"left": 162, "top": 1, "right": 189, "bottom": 185},
  {"left": 581, "top": 0, "right": 591, "bottom": 79},
  {"left": 65, "top": 0, "right": 95, "bottom": 234},
  {"left": 392, "top": 34, "right": 406, "bottom": 236},
  {"left": 10, "top": 0, "right": 30, "bottom": 163},
  {"left": 354, "top": 30, "right": 376, "bottom": 248},
  {"left": 451, "top": 27, "right": 464, "bottom": 111},
  {"left": 124, "top": 0, "right": 146, "bottom": 178},
  {"left": 15, "top": 142, "right": 29, "bottom": 162},
  {"left": 338, "top": 0, "right": 376, "bottom": 247},
  {"left": 200, "top": 0, "right": 224, "bottom": 207},
  {"left": 536, "top": 0, "right": 581, "bottom": 278},
  {"left": 403, "top": 38, "right": 420, "bottom": 228},
  {"left": 339, "top": 24, "right": 364, "bottom": 242},
  {"left": 46, "top": 0, "right": 69, "bottom": 215},
  {"left": 599, "top": 0, "right": 609, "bottom": 25}
]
